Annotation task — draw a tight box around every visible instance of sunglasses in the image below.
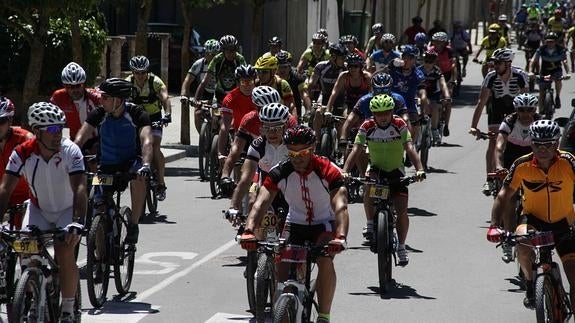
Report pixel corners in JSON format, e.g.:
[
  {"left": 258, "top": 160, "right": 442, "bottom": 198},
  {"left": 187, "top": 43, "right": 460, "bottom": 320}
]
[
  {"left": 517, "top": 107, "right": 536, "bottom": 113},
  {"left": 287, "top": 147, "right": 313, "bottom": 158},
  {"left": 532, "top": 142, "right": 556, "bottom": 150},
  {"left": 240, "top": 79, "right": 255, "bottom": 85},
  {"left": 261, "top": 125, "right": 284, "bottom": 134},
  {"left": 0, "top": 117, "right": 11, "bottom": 125},
  {"left": 65, "top": 84, "right": 83, "bottom": 89},
  {"left": 39, "top": 124, "right": 64, "bottom": 134}
]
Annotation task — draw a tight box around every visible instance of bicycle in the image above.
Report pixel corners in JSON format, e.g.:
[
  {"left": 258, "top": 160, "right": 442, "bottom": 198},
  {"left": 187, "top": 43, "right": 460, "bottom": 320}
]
[
  {"left": 434, "top": 98, "right": 451, "bottom": 146},
  {"left": 315, "top": 105, "right": 346, "bottom": 164},
  {"left": 209, "top": 128, "right": 235, "bottom": 198},
  {"left": 500, "top": 228, "right": 574, "bottom": 322},
  {"left": 141, "top": 167, "right": 159, "bottom": 221},
  {"left": 2, "top": 226, "right": 82, "bottom": 323},
  {"left": 196, "top": 99, "right": 221, "bottom": 181},
  {"left": 85, "top": 172, "right": 136, "bottom": 308},
  {"left": 415, "top": 114, "right": 432, "bottom": 171},
  {"left": 0, "top": 204, "right": 24, "bottom": 319},
  {"left": 535, "top": 75, "right": 571, "bottom": 120}
]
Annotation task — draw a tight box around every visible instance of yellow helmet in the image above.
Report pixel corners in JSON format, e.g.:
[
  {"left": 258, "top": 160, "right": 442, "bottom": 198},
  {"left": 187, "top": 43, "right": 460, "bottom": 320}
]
[
  {"left": 255, "top": 53, "right": 278, "bottom": 70},
  {"left": 488, "top": 23, "right": 501, "bottom": 33}
]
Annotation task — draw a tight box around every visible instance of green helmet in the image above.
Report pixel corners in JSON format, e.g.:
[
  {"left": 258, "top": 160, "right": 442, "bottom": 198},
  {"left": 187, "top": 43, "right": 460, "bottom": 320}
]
[{"left": 370, "top": 94, "right": 395, "bottom": 113}]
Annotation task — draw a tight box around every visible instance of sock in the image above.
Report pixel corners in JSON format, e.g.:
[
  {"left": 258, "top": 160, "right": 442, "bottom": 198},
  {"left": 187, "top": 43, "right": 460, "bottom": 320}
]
[
  {"left": 318, "top": 313, "right": 330, "bottom": 321},
  {"left": 61, "top": 297, "right": 75, "bottom": 314},
  {"left": 398, "top": 243, "right": 406, "bottom": 250}
]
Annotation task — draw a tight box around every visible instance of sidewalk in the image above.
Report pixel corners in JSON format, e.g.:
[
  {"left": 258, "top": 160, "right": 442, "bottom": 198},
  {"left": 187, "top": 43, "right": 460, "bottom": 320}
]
[{"left": 160, "top": 96, "right": 199, "bottom": 163}]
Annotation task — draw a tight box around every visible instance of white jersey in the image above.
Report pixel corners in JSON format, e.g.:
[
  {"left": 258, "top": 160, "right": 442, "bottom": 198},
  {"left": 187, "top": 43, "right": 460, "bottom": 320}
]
[
  {"left": 6, "top": 138, "right": 84, "bottom": 218},
  {"left": 188, "top": 57, "right": 215, "bottom": 93},
  {"left": 246, "top": 136, "right": 288, "bottom": 173}
]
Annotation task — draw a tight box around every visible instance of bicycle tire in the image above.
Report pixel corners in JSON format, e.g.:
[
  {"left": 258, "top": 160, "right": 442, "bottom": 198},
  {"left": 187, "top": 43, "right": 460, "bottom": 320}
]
[
  {"left": 74, "top": 278, "right": 82, "bottom": 323},
  {"left": 114, "top": 206, "right": 135, "bottom": 296},
  {"left": 47, "top": 275, "right": 61, "bottom": 322},
  {"left": 255, "top": 252, "right": 275, "bottom": 323},
  {"left": 272, "top": 293, "right": 297, "bottom": 323},
  {"left": 145, "top": 178, "right": 158, "bottom": 216},
  {"left": 319, "top": 132, "right": 332, "bottom": 160},
  {"left": 11, "top": 269, "right": 42, "bottom": 322},
  {"left": 376, "top": 208, "right": 392, "bottom": 294},
  {"left": 419, "top": 123, "right": 431, "bottom": 171},
  {"left": 543, "top": 90, "right": 554, "bottom": 120},
  {"left": 209, "top": 134, "right": 221, "bottom": 198},
  {"left": 246, "top": 250, "right": 257, "bottom": 314},
  {"left": 86, "top": 214, "right": 110, "bottom": 308},
  {"left": 198, "top": 122, "right": 211, "bottom": 181},
  {"left": 303, "top": 279, "right": 318, "bottom": 323},
  {"left": 535, "top": 273, "right": 562, "bottom": 322}
]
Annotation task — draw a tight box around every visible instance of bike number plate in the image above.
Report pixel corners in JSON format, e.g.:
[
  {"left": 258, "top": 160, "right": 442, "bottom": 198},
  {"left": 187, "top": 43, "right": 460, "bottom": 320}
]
[
  {"left": 212, "top": 107, "right": 221, "bottom": 117},
  {"left": 12, "top": 239, "right": 39, "bottom": 254},
  {"left": 260, "top": 212, "right": 278, "bottom": 228},
  {"left": 280, "top": 245, "right": 308, "bottom": 263},
  {"left": 92, "top": 175, "right": 114, "bottom": 186},
  {"left": 369, "top": 185, "right": 389, "bottom": 199}
]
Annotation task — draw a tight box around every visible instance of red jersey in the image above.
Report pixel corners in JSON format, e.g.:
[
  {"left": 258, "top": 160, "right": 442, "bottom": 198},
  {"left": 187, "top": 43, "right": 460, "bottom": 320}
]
[
  {"left": 236, "top": 110, "right": 298, "bottom": 142},
  {"left": 0, "top": 127, "right": 32, "bottom": 205},
  {"left": 221, "top": 87, "right": 257, "bottom": 130},
  {"left": 50, "top": 88, "right": 101, "bottom": 139},
  {"left": 429, "top": 45, "right": 455, "bottom": 73}
]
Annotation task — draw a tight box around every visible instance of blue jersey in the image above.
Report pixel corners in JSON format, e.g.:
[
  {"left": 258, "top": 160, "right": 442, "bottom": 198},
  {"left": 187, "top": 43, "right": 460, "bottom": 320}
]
[
  {"left": 370, "top": 50, "right": 400, "bottom": 71},
  {"left": 388, "top": 65, "right": 426, "bottom": 113},
  {"left": 86, "top": 102, "right": 151, "bottom": 165},
  {"left": 352, "top": 91, "right": 407, "bottom": 120}
]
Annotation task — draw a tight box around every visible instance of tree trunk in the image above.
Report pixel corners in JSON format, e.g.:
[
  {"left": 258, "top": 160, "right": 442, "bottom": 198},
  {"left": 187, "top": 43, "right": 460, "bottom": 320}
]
[
  {"left": 135, "top": 0, "right": 153, "bottom": 56},
  {"left": 180, "top": 0, "right": 192, "bottom": 145},
  {"left": 70, "top": 17, "right": 83, "bottom": 64},
  {"left": 251, "top": 0, "right": 265, "bottom": 63}
]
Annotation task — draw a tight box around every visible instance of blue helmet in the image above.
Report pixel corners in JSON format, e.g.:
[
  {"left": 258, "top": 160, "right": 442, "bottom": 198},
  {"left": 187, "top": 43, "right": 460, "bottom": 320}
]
[
  {"left": 414, "top": 32, "right": 428, "bottom": 44},
  {"left": 401, "top": 44, "right": 419, "bottom": 57},
  {"left": 372, "top": 73, "right": 393, "bottom": 95}
]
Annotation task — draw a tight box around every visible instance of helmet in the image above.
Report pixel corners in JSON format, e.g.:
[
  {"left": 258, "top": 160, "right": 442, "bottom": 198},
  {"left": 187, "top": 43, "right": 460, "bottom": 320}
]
[
  {"left": 312, "top": 32, "right": 327, "bottom": 43},
  {"left": 204, "top": 39, "right": 220, "bottom": 53},
  {"left": 423, "top": 49, "right": 439, "bottom": 59},
  {"left": 372, "top": 23, "right": 383, "bottom": 34},
  {"left": 259, "top": 103, "right": 290, "bottom": 124},
  {"left": 328, "top": 42, "right": 348, "bottom": 56},
  {"left": 372, "top": 73, "right": 393, "bottom": 94},
  {"left": 98, "top": 78, "right": 134, "bottom": 99},
  {"left": 219, "top": 35, "right": 238, "bottom": 50},
  {"left": 554, "top": 9, "right": 562, "bottom": 16},
  {"left": 529, "top": 119, "right": 561, "bottom": 143},
  {"left": 345, "top": 53, "right": 364, "bottom": 66},
  {"left": 61, "top": 62, "right": 87, "bottom": 85},
  {"left": 254, "top": 54, "right": 278, "bottom": 70},
  {"left": 488, "top": 23, "right": 501, "bottom": 32},
  {"left": 235, "top": 65, "right": 256, "bottom": 79},
  {"left": 491, "top": 48, "right": 514, "bottom": 61},
  {"left": 370, "top": 94, "right": 395, "bottom": 113},
  {"left": 252, "top": 85, "right": 280, "bottom": 107},
  {"left": 521, "top": 4, "right": 527, "bottom": 8},
  {"left": 283, "top": 125, "right": 316, "bottom": 146},
  {"left": 513, "top": 93, "right": 538, "bottom": 109},
  {"left": 412, "top": 16, "right": 423, "bottom": 24},
  {"left": 401, "top": 44, "right": 419, "bottom": 57},
  {"left": 545, "top": 32, "right": 558, "bottom": 40},
  {"left": 317, "top": 28, "right": 329, "bottom": 38},
  {"left": 498, "top": 14, "right": 508, "bottom": 21},
  {"left": 268, "top": 36, "right": 282, "bottom": 46},
  {"left": 276, "top": 51, "right": 292, "bottom": 66},
  {"left": 0, "top": 97, "right": 15, "bottom": 118},
  {"left": 339, "top": 34, "right": 353, "bottom": 44},
  {"left": 414, "top": 32, "right": 428, "bottom": 44},
  {"left": 129, "top": 56, "right": 150, "bottom": 72},
  {"left": 431, "top": 31, "right": 449, "bottom": 42},
  {"left": 27, "top": 102, "right": 66, "bottom": 128},
  {"left": 381, "top": 33, "right": 396, "bottom": 43}
]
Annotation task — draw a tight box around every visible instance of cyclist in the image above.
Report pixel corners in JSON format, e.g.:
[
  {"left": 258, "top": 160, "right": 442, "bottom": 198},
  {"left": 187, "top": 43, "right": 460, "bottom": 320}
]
[
  {"left": 126, "top": 55, "right": 171, "bottom": 201},
  {"left": 523, "top": 18, "right": 544, "bottom": 70},
  {"left": 429, "top": 31, "right": 458, "bottom": 103},
  {"left": 194, "top": 35, "right": 247, "bottom": 104},
  {"left": 265, "top": 36, "right": 291, "bottom": 58},
  {"left": 0, "top": 102, "right": 86, "bottom": 323},
  {"left": 181, "top": 39, "right": 220, "bottom": 134},
  {"left": 527, "top": 2, "right": 542, "bottom": 22},
  {"left": 51, "top": 62, "right": 101, "bottom": 141},
  {"left": 513, "top": 5, "right": 529, "bottom": 49},
  {"left": 365, "top": 23, "right": 384, "bottom": 56},
  {"left": 297, "top": 32, "right": 330, "bottom": 79},
  {"left": 547, "top": 9, "right": 567, "bottom": 43},
  {"left": 472, "top": 24, "right": 507, "bottom": 77},
  {"left": 568, "top": 25, "right": 575, "bottom": 71},
  {"left": 401, "top": 16, "right": 426, "bottom": 45},
  {"left": 254, "top": 53, "right": 294, "bottom": 112},
  {"left": 240, "top": 125, "right": 349, "bottom": 323},
  {"left": 488, "top": 120, "right": 575, "bottom": 310},
  {"left": 449, "top": 21, "right": 473, "bottom": 78},
  {"left": 342, "top": 94, "right": 426, "bottom": 264},
  {"left": 414, "top": 32, "right": 429, "bottom": 65},
  {"left": 275, "top": 51, "right": 306, "bottom": 120},
  {"left": 470, "top": 48, "right": 528, "bottom": 195},
  {"left": 528, "top": 32, "right": 570, "bottom": 110},
  {"left": 0, "top": 97, "right": 33, "bottom": 229},
  {"left": 428, "top": 19, "right": 447, "bottom": 39},
  {"left": 366, "top": 33, "right": 401, "bottom": 73},
  {"left": 326, "top": 53, "right": 371, "bottom": 116},
  {"left": 497, "top": 14, "right": 512, "bottom": 44},
  {"left": 340, "top": 34, "right": 366, "bottom": 59},
  {"left": 75, "top": 78, "right": 153, "bottom": 245}
]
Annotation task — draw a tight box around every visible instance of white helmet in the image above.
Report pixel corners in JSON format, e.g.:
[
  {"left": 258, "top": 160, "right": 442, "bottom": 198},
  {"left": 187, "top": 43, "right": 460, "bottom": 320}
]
[
  {"left": 28, "top": 102, "right": 66, "bottom": 128},
  {"left": 491, "top": 48, "right": 514, "bottom": 62},
  {"left": 431, "top": 31, "right": 449, "bottom": 42},
  {"left": 61, "top": 62, "right": 86, "bottom": 85},
  {"left": 259, "top": 103, "right": 290, "bottom": 124},
  {"left": 513, "top": 93, "right": 538, "bottom": 109},
  {"left": 381, "top": 33, "right": 396, "bottom": 42},
  {"left": 252, "top": 86, "right": 280, "bottom": 108}
]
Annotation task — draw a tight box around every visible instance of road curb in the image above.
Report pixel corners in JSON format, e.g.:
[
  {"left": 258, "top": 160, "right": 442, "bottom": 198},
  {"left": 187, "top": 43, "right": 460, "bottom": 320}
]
[{"left": 162, "top": 144, "right": 198, "bottom": 163}]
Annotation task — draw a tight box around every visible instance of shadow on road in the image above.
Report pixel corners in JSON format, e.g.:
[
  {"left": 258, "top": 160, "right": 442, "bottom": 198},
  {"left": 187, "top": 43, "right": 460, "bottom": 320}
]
[
  {"left": 350, "top": 282, "right": 436, "bottom": 300},
  {"left": 436, "top": 142, "right": 463, "bottom": 147},
  {"left": 139, "top": 212, "right": 176, "bottom": 224},
  {"left": 221, "top": 255, "right": 248, "bottom": 267},
  {"left": 425, "top": 166, "right": 455, "bottom": 174},
  {"left": 84, "top": 295, "right": 159, "bottom": 315},
  {"left": 165, "top": 167, "right": 198, "bottom": 177},
  {"left": 455, "top": 84, "right": 481, "bottom": 106},
  {"left": 407, "top": 207, "right": 437, "bottom": 217}
]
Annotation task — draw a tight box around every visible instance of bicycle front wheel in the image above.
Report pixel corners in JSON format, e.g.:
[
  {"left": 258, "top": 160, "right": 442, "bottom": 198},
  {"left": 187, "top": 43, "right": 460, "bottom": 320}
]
[
  {"left": 198, "top": 122, "right": 211, "bottom": 180},
  {"left": 255, "top": 252, "right": 275, "bottom": 323},
  {"left": 272, "top": 293, "right": 297, "bottom": 323},
  {"left": 209, "top": 134, "right": 221, "bottom": 198},
  {"left": 114, "top": 206, "right": 135, "bottom": 295},
  {"left": 376, "top": 208, "right": 392, "bottom": 294},
  {"left": 419, "top": 124, "right": 431, "bottom": 171},
  {"left": 319, "top": 132, "right": 332, "bottom": 160},
  {"left": 246, "top": 250, "right": 257, "bottom": 313},
  {"left": 535, "top": 273, "right": 563, "bottom": 322},
  {"left": 11, "top": 269, "right": 42, "bottom": 322},
  {"left": 86, "top": 213, "right": 110, "bottom": 308},
  {"left": 543, "top": 90, "right": 554, "bottom": 120},
  {"left": 145, "top": 179, "right": 158, "bottom": 217}
]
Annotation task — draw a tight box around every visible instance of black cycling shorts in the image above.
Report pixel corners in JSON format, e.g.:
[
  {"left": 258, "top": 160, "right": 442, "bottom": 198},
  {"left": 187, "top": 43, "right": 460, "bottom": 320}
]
[
  {"left": 487, "top": 100, "right": 514, "bottom": 127},
  {"left": 520, "top": 215, "right": 575, "bottom": 259},
  {"left": 281, "top": 221, "right": 335, "bottom": 247},
  {"left": 366, "top": 168, "right": 409, "bottom": 197}
]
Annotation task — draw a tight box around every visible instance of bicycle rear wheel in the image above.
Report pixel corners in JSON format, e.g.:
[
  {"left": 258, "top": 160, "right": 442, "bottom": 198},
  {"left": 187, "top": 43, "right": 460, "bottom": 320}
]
[
  {"left": 246, "top": 250, "right": 257, "bottom": 313},
  {"left": 272, "top": 293, "right": 297, "bottom": 323},
  {"left": 376, "top": 208, "right": 392, "bottom": 294},
  {"left": 74, "top": 278, "right": 82, "bottom": 322},
  {"left": 255, "top": 252, "right": 275, "bottom": 323},
  {"left": 11, "top": 269, "right": 41, "bottom": 322},
  {"left": 198, "top": 122, "right": 211, "bottom": 180},
  {"left": 419, "top": 123, "right": 431, "bottom": 171},
  {"left": 114, "top": 206, "right": 135, "bottom": 295},
  {"left": 209, "top": 134, "right": 222, "bottom": 198},
  {"left": 145, "top": 178, "right": 158, "bottom": 217},
  {"left": 86, "top": 213, "right": 110, "bottom": 308},
  {"left": 319, "top": 132, "right": 333, "bottom": 160},
  {"left": 543, "top": 90, "right": 555, "bottom": 120},
  {"left": 535, "top": 273, "right": 563, "bottom": 322}
]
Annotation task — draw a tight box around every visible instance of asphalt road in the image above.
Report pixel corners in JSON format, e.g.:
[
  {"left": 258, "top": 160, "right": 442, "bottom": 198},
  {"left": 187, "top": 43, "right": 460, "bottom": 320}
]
[{"left": 2, "top": 46, "right": 574, "bottom": 323}]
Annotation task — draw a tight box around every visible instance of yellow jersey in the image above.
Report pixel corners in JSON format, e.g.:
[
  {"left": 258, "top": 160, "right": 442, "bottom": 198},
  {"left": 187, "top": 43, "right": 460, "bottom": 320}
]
[{"left": 480, "top": 36, "right": 507, "bottom": 59}]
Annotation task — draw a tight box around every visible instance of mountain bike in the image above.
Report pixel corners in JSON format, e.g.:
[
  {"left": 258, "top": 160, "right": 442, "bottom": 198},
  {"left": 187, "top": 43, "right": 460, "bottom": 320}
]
[
  {"left": 209, "top": 129, "right": 235, "bottom": 198},
  {"left": 0, "top": 204, "right": 23, "bottom": 320},
  {"left": 196, "top": 99, "right": 221, "bottom": 181},
  {"left": 85, "top": 172, "right": 137, "bottom": 308},
  {"left": 2, "top": 226, "right": 82, "bottom": 323},
  {"left": 501, "top": 228, "right": 574, "bottom": 322},
  {"left": 415, "top": 114, "right": 432, "bottom": 171},
  {"left": 535, "top": 75, "right": 571, "bottom": 120},
  {"left": 316, "top": 106, "right": 346, "bottom": 165},
  {"left": 141, "top": 167, "right": 159, "bottom": 221}
]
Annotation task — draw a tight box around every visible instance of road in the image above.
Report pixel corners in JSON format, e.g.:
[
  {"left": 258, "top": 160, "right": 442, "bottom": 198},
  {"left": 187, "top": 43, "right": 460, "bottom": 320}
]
[{"left": 3, "top": 47, "right": 574, "bottom": 323}]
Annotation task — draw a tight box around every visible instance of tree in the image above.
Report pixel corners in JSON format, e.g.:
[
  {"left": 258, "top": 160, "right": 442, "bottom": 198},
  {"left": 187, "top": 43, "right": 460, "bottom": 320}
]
[
  {"left": 135, "top": 0, "right": 153, "bottom": 55},
  {"left": 63, "top": 0, "right": 102, "bottom": 64}
]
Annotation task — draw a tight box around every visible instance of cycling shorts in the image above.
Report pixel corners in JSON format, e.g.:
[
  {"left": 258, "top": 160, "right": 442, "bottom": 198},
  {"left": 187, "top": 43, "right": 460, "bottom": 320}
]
[
  {"left": 519, "top": 215, "right": 575, "bottom": 259},
  {"left": 23, "top": 202, "right": 73, "bottom": 230},
  {"left": 366, "top": 168, "right": 409, "bottom": 197},
  {"left": 280, "top": 221, "right": 335, "bottom": 247},
  {"left": 97, "top": 158, "right": 141, "bottom": 194},
  {"left": 487, "top": 101, "right": 514, "bottom": 127}
]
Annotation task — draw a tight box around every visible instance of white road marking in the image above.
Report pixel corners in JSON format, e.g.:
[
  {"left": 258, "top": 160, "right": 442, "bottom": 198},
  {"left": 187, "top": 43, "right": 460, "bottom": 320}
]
[
  {"left": 133, "top": 251, "right": 198, "bottom": 275},
  {"left": 204, "top": 312, "right": 254, "bottom": 322}
]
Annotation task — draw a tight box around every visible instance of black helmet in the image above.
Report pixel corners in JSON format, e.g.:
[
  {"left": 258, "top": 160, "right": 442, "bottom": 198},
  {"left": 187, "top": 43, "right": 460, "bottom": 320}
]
[
  {"left": 283, "top": 125, "right": 316, "bottom": 146},
  {"left": 98, "top": 78, "right": 133, "bottom": 99},
  {"left": 276, "top": 51, "right": 292, "bottom": 66},
  {"left": 235, "top": 65, "right": 256, "bottom": 79},
  {"left": 268, "top": 36, "right": 282, "bottom": 46},
  {"left": 328, "top": 42, "right": 348, "bottom": 57},
  {"left": 545, "top": 32, "right": 558, "bottom": 40},
  {"left": 345, "top": 53, "right": 364, "bottom": 66}
]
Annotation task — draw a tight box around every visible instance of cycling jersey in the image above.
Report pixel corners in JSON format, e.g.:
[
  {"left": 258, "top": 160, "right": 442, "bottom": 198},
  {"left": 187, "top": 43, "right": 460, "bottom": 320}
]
[
  {"left": 126, "top": 73, "right": 165, "bottom": 116},
  {"left": 515, "top": 10, "right": 528, "bottom": 24},
  {"left": 482, "top": 67, "right": 528, "bottom": 125},
  {"left": 387, "top": 65, "right": 426, "bottom": 114},
  {"left": 188, "top": 57, "right": 215, "bottom": 94},
  {"left": 449, "top": 29, "right": 471, "bottom": 50},
  {"left": 300, "top": 48, "right": 330, "bottom": 76},
  {"left": 527, "top": 7, "right": 541, "bottom": 20},
  {"left": 264, "top": 155, "right": 344, "bottom": 225},
  {"left": 236, "top": 110, "right": 298, "bottom": 143},
  {"left": 284, "top": 68, "right": 306, "bottom": 111},
  {"left": 352, "top": 92, "right": 407, "bottom": 120},
  {"left": 221, "top": 87, "right": 257, "bottom": 130},
  {"left": 207, "top": 52, "right": 247, "bottom": 94},
  {"left": 420, "top": 65, "right": 444, "bottom": 98},
  {"left": 429, "top": 45, "right": 455, "bottom": 74},
  {"left": 499, "top": 112, "right": 542, "bottom": 168},
  {"left": 403, "top": 25, "right": 426, "bottom": 44},
  {"left": 6, "top": 138, "right": 84, "bottom": 218},
  {"left": 50, "top": 88, "right": 100, "bottom": 139},
  {"left": 258, "top": 75, "right": 294, "bottom": 106},
  {"left": 534, "top": 45, "right": 567, "bottom": 75},
  {"left": 355, "top": 117, "right": 411, "bottom": 172},
  {"left": 343, "top": 73, "right": 370, "bottom": 108},
  {"left": 86, "top": 102, "right": 151, "bottom": 166},
  {"left": 246, "top": 136, "right": 288, "bottom": 173},
  {"left": 525, "top": 28, "right": 544, "bottom": 46},
  {"left": 0, "top": 127, "right": 32, "bottom": 205},
  {"left": 365, "top": 36, "right": 383, "bottom": 56},
  {"left": 369, "top": 49, "right": 400, "bottom": 72},
  {"left": 313, "top": 60, "right": 346, "bottom": 106},
  {"left": 480, "top": 36, "right": 507, "bottom": 59},
  {"left": 505, "top": 151, "right": 575, "bottom": 224},
  {"left": 546, "top": 17, "right": 566, "bottom": 34}
]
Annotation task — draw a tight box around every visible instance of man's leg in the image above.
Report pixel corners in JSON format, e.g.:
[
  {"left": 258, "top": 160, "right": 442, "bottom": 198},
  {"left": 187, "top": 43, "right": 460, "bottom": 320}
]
[
  {"left": 152, "top": 135, "right": 167, "bottom": 201},
  {"left": 127, "top": 178, "right": 147, "bottom": 243},
  {"left": 54, "top": 240, "right": 79, "bottom": 316},
  {"left": 316, "top": 257, "right": 336, "bottom": 318},
  {"left": 393, "top": 193, "right": 409, "bottom": 266}
]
